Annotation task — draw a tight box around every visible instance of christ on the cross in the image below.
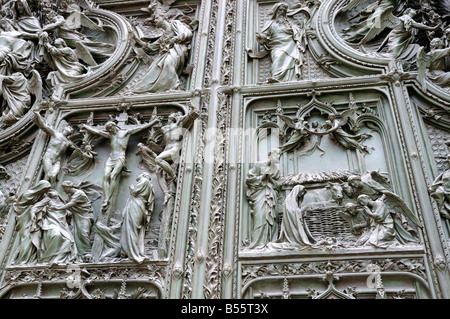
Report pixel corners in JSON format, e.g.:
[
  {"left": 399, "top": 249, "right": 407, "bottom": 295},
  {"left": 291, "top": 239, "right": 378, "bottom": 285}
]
[{"left": 81, "top": 118, "right": 159, "bottom": 210}]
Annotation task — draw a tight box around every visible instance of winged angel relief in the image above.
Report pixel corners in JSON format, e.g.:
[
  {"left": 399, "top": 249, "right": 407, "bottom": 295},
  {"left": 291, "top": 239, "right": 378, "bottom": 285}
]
[
  {"left": 245, "top": 95, "right": 421, "bottom": 251},
  {"left": 245, "top": 158, "right": 422, "bottom": 251},
  {"left": 130, "top": 0, "right": 197, "bottom": 93},
  {"left": 0, "top": 0, "right": 116, "bottom": 128},
  {"left": 277, "top": 103, "right": 372, "bottom": 156},
  {"left": 340, "top": 0, "right": 447, "bottom": 63}
]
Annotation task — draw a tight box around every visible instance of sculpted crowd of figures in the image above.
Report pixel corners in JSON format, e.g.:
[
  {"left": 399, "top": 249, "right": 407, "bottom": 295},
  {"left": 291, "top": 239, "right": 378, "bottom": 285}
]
[
  {"left": 9, "top": 105, "right": 199, "bottom": 266},
  {"left": 0, "top": 0, "right": 199, "bottom": 266},
  {"left": 250, "top": 0, "right": 450, "bottom": 90},
  {"left": 1, "top": 0, "right": 449, "bottom": 268},
  {"left": 245, "top": 149, "right": 421, "bottom": 251},
  {"left": 339, "top": 0, "right": 450, "bottom": 89},
  {"left": 0, "top": 0, "right": 197, "bottom": 129},
  {"left": 0, "top": 0, "right": 115, "bottom": 128}
]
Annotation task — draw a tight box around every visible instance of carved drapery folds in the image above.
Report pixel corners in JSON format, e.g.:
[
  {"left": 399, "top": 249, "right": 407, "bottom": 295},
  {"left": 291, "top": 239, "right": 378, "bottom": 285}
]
[
  {"left": 335, "top": 0, "right": 450, "bottom": 90},
  {"left": 7, "top": 104, "right": 198, "bottom": 266},
  {"left": 243, "top": 91, "right": 422, "bottom": 252},
  {"left": 0, "top": 0, "right": 119, "bottom": 125},
  {"left": 1, "top": 0, "right": 450, "bottom": 300}
]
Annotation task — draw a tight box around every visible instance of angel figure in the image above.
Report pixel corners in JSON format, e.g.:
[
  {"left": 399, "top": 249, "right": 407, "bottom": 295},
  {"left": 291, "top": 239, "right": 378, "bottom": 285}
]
[
  {"left": 429, "top": 153, "right": 450, "bottom": 220},
  {"left": 323, "top": 110, "right": 372, "bottom": 154},
  {"left": 417, "top": 38, "right": 450, "bottom": 90},
  {"left": 40, "top": 2, "right": 115, "bottom": 66},
  {"left": 141, "top": 0, "right": 196, "bottom": 27},
  {"left": 341, "top": 0, "right": 401, "bottom": 45},
  {"left": 43, "top": 37, "right": 89, "bottom": 87},
  {"left": 65, "top": 112, "right": 98, "bottom": 176},
  {"left": 384, "top": 8, "right": 441, "bottom": 60},
  {"left": 277, "top": 112, "right": 311, "bottom": 154},
  {"left": 444, "top": 27, "right": 450, "bottom": 70},
  {"left": 131, "top": 1, "right": 195, "bottom": 93},
  {"left": 65, "top": 143, "right": 97, "bottom": 176},
  {"left": 346, "top": 172, "right": 421, "bottom": 245},
  {"left": 137, "top": 108, "right": 199, "bottom": 180},
  {"left": 56, "top": 0, "right": 96, "bottom": 12}
]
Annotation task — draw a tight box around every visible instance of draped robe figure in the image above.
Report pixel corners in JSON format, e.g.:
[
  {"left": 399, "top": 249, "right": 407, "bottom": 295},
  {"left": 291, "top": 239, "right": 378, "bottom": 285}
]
[
  {"left": 60, "top": 181, "right": 94, "bottom": 261},
  {"left": 387, "top": 9, "right": 439, "bottom": 60},
  {"left": 37, "top": 190, "right": 77, "bottom": 264},
  {"left": 41, "top": 8, "right": 115, "bottom": 66},
  {"left": 13, "top": 180, "right": 51, "bottom": 265},
  {"left": 0, "top": 28, "right": 35, "bottom": 127},
  {"left": 120, "top": 173, "right": 155, "bottom": 264},
  {"left": 425, "top": 40, "right": 450, "bottom": 88},
  {"left": 44, "top": 38, "right": 87, "bottom": 86},
  {"left": 342, "top": 0, "right": 398, "bottom": 44},
  {"left": 0, "top": 29, "right": 33, "bottom": 75},
  {"left": 256, "top": 3, "right": 306, "bottom": 83},
  {"left": 275, "top": 185, "right": 316, "bottom": 248},
  {"left": 0, "top": 72, "right": 32, "bottom": 126},
  {"left": 357, "top": 195, "right": 396, "bottom": 249},
  {"left": 324, "top": 115, "right": 372, "bottom": 153},
  {"left": 12, "top": 0, "right": 44, "bottom": 62},
  {"left": 245, "top": 149, "right": 281, "bottom": 249},
  {"left": 132, "top": 16, "right": 193, "bottom": 93}
]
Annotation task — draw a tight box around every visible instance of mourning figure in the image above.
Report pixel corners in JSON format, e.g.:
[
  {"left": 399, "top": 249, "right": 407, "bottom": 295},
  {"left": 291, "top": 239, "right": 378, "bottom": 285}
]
[
  {"left": 245, "top": 148, "right": 282, "bottom": 249},
  {"left": 120, "top": 172, "right": 155, "bottom": 264},
  {"left": 58, "top": 181, "right": 94, "bottom": 262}
]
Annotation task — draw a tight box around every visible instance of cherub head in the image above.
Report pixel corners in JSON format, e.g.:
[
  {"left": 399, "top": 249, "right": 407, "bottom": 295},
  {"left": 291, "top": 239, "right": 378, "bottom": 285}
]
[{"left": 328, "top": 113, "right": 336, "bottom": 121}]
